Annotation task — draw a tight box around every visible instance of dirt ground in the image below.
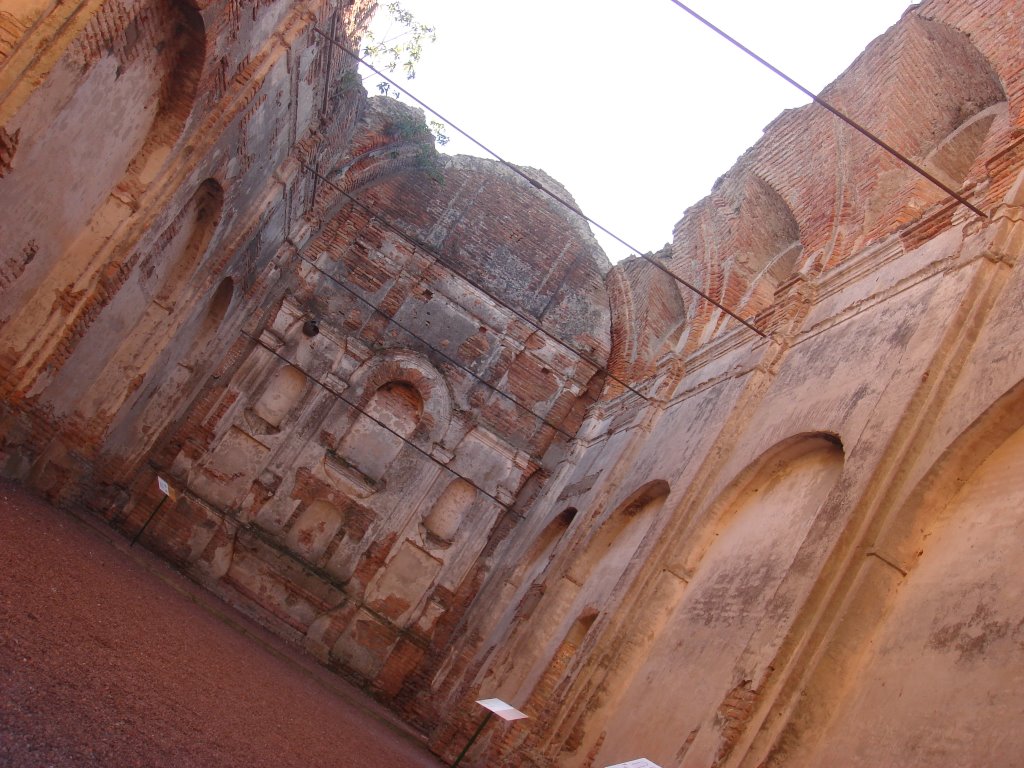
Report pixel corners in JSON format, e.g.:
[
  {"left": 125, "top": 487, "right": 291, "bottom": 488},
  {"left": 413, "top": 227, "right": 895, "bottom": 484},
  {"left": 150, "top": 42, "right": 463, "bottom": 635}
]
[{"left": 0, "top": 480, "right": 445, "bottom": 768}]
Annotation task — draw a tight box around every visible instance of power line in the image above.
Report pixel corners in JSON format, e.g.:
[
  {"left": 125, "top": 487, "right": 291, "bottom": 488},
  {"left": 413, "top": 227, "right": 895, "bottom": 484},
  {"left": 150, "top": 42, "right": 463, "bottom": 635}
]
[
  {"left": 242, "top": 330, "right": 520, "bottom": 516},
  {"left": 311, "top": 27, "right": 767, "bottom": 338},
  {"left": 294, "top": 250, "right": 577, "bottom": 440},
  {"left": 665, "top": 0, "right": 988, "bottom": 220},
  {"left": 302, "top": 163, "right": 651, "bottom": 403}
]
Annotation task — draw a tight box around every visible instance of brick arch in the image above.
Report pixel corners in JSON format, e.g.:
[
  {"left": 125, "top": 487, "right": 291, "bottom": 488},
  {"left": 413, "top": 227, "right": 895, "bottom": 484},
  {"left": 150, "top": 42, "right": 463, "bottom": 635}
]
[
  {"left": 823, "top": 14, "right": 1007, "bottom": 264},
  {"left": 670, "top": 171, "right": 801, "bottom": 348},
  {"left": 307, "top": 98, "right": 440, "bottom": 227},
  {"left": 606, "top": 253, "right": 688, "bottom": 385},
  {"left": 344, "top": 350, "right": 453, "bottom": 445}
]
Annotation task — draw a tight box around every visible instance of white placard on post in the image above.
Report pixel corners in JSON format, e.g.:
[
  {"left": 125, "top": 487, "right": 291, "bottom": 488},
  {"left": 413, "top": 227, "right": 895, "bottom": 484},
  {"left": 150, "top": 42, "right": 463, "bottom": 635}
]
[
  {"left": 156, "top": 476, "right": 177, "bottom": 500},
  {"left": 605, "top": 760, "right": 663, "bottom": 768},
  {"left": 475, "top": 698, "right": 528, "bottom": 721}
]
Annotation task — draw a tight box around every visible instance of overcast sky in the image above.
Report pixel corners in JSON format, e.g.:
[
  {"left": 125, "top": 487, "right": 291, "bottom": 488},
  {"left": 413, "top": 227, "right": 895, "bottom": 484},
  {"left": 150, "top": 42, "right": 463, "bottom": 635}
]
[{"left": 361, "top": 0, "right": 914, "bottom": 262}]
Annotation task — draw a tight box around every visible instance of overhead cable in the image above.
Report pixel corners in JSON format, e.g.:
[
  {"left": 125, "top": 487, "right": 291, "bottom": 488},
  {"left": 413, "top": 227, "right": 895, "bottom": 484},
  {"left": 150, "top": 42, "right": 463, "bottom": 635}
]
[
  {"left": 665, "top": 0, "right": 988, "bottom": 219},
  {"left": 310, "top": 27, "right": 768, "bottom": 338}
]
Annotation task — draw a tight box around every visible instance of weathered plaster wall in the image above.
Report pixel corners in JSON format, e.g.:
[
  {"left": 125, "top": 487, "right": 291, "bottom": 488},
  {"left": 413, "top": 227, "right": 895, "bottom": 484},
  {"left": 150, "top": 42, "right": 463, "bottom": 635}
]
[
  {"left": 417, "top": 3, "right": 1024, "bottom": 767},
  {"left": 4, "top": 1, "right": 1024, "bottom": 768},
  {"left": 106, "top": 151, "right": 612, "bottom": 700}
]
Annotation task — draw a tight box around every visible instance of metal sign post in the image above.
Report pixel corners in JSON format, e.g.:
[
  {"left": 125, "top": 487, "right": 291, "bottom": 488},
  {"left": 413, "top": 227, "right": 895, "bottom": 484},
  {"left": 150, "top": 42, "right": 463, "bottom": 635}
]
[
  {"left": 130, "top": 476, "right": 174, "bottom": 547},
  {"left": 451, "top": 698, "right": 527, "bottom": 767}
]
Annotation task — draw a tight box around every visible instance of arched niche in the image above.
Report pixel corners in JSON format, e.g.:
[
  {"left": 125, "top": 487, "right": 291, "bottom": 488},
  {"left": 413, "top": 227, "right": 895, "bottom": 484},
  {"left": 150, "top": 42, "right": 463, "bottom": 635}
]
[
  {"left": 566, "top": 480, "right": 669, "bottom": 588},
  {"left": 285, "top": 500, "right": 344, "bottom": 563},
  {"left": 422, "top": 479, "right": 478, "bottom": 544},
  {"left": 147, "top": 180, "right": 225, "bottom": 308},
  {"left": 522, "top": 507, "right": 577, "bottom": 578},
  {"left": 251, "top": 364, "right": 307, "bottom": 429},
  {"left": 431, "top": 501, "right": 576, "bottom": 709},
  {"left": 200, "top": 276, "right": 235, "bottom": 337},
  {"left": 41, "top": 179, "right": 224, "bottom": 428},
  {"left": 776, "top": 382, "right": 1024, "bottom": 767},
  {"left": 606, "top": 258, "right": 688, "bottom": 384},
  {"left": 482, "top": 482, "right": 668, "bottom": 720},
  {"left": 337, "top": 380, "right": 424, "bottom": 483},
  {"left": 923, "top": 102, "right": 1007, "bottom": 192},
  {"left": 43, "top": 178, "right": 225, "bottom": 423},
  {"left": 586, "top": 435, "right": 844, "bottom": 768},
  {"left": 496, "top": 505, "right": 580, "bottom": 628},
  {"left": 531, "top": 608, "right": 599, "bottom": 713},
  {"left": 101, "top": 276, "right": 236, "bottom": 467},
  {"left": 342, "top": 350, "right": 452, "bottom": 446},
  {"left": 0, "top": 0, "right": 206, "bottom": 336}
]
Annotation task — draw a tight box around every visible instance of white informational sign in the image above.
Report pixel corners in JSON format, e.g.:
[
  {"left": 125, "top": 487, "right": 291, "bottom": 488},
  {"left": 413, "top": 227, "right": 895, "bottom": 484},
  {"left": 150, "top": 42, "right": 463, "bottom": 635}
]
[
  {"left": 605, "top": 760, "right": 663, "bottom": 768},
  {"left": 155, "top": 479, "right": 176, "bottom": 501},
  {"left": 475, "top": 698, "right": 528, "bottom": 721}
]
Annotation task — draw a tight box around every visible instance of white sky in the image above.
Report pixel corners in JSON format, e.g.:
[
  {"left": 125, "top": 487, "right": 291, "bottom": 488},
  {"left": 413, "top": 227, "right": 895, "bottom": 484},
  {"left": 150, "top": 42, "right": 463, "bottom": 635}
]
[{"left": 361, "top": 0, "right": 914, "bottom": 263}]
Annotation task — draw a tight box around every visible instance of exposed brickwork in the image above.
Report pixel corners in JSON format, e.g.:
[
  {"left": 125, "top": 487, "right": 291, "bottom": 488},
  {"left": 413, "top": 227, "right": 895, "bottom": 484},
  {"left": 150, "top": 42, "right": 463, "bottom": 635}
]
[{"left": 4, "top": 3, "right": 1024, "bottom": 768}]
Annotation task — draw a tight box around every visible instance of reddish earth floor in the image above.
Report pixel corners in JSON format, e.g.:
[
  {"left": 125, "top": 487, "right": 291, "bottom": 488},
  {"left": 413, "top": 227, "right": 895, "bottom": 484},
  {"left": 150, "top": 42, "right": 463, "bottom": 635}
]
[{"left": 0, "top": 480, "right": 445, "bottom": 768}]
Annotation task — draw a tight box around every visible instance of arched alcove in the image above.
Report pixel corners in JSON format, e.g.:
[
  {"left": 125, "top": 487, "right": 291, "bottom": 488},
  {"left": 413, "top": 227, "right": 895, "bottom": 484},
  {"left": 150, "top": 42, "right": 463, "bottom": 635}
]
[
  {"left": 0, "top": 0, "right": 206, "bottom": 342},
  {"left": 923, "top": 102, "right": 1007, "bottom": 191},
  {"left": 606, "top": 258, "right": 688, "bottom": 385},
  {"left": 669, "top": 172, "right": 801, "bottom": 347},
  {"left": 252, "top": 365, "right": 307, "bottom": 429},
  {"left": 566, "top": 480, "right": 670, "bottom": 588},
  {"left": 149, "top": 180, "right": 225, "bottom": 307},
  {"left": 835, "top": 15, "right": 1007, "bottom": 258},
  {"left": 101, "top": 276, "right": 236, "bottom": 468},
  {"left": 200, "top": 277, "right": 235, "bottom": 338},
  {"left": 337, "top": 380, "right": 424, "bottom": 482},
  {"left": 423, "top": 479, "right": 477, "bottom": 544},
  {"left": 42, "top": 178, "right": 224, "bottom": 424},
  {"left": 522, "top": 507, "right": 577, "bottom": 576},
  {"left": 480, "top": 482, "right": 669, "bottom": 727},
  {"left": 501, "top": 506, "right": 580, "bottom": 625},
  {"left": 585, "top": 436, "right": 844, "bottom": 768},
  {"left": 342, "top": 351, "right": 452, "bottom": 446},
  {"left": 285, "top": 501, "right": 344, "bottom": 563}
]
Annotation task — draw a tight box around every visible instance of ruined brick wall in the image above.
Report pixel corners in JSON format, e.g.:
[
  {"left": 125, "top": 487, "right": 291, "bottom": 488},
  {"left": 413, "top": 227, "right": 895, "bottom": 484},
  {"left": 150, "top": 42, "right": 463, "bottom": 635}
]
[
  {"left": 0, "top": 0, "right": 613, "bottom": 746},
  {"left": 432, "top": 3, "right": 1024, "bottom": 767},
  {"left": 5, "top": 2, "right": 1024, "bottom": 768},
  {"left": 102, "top": 149, "right": 612, "bottom": 707},
  {"left": 0, "top": 0, "right": 378, "bottom": 494}
]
